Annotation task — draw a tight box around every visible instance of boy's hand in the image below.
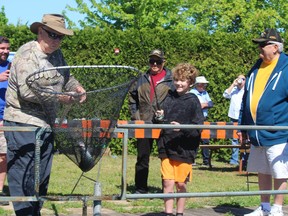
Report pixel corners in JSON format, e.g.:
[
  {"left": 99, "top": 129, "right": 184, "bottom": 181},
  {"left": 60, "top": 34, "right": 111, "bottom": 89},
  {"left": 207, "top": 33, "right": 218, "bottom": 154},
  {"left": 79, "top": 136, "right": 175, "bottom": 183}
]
[
  {"left": 155, "top": 109, "right": 164, "bottom": 121},
  {"left": 171, "top": 121, "right": 180, "bottom": 131}
]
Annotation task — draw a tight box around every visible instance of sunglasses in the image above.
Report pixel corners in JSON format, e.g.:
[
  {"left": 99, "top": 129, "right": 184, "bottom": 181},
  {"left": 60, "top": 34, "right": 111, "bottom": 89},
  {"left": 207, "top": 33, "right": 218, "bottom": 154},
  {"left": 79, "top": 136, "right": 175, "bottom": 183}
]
[
  {"left": 149, "top": 59, "right": 163, "bottom": 65},
  {"left": 258, "top": 42, "right": 273, "bottom": 48},
  {"left": 42, "top": 27, "right": 65, "bottom": 40},
  {"left": 197, "top": 83, "right": 207, "bottom": 87}
]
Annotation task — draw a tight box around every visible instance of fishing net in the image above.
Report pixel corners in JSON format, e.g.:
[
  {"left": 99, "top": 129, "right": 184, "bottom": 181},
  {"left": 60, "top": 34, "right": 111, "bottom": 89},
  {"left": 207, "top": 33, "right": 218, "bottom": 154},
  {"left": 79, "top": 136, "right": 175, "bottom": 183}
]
[{"left": 26, "top": 65, "right": 141, "bottom": 172}]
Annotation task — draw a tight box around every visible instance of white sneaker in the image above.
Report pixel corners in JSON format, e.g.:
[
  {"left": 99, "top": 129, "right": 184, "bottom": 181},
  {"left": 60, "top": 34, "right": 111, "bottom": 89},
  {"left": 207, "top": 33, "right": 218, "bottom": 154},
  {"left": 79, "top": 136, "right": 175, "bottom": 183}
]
[
  {"left": 244, "top": 206, "right": 270, "bottom": 216},
  {"left": 269, "top": 206, "right": 284, "bottom": 216}
]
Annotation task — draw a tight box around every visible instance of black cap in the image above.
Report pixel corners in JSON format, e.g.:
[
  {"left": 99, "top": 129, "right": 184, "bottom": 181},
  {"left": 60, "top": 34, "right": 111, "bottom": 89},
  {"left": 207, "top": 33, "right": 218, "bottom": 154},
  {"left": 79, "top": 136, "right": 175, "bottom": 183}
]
[
  {"left": 252, "top": 28, "right": 283, "bottom": 43},
  {"left": 149, "top": 49, "right": 165, "bottom": 59}
]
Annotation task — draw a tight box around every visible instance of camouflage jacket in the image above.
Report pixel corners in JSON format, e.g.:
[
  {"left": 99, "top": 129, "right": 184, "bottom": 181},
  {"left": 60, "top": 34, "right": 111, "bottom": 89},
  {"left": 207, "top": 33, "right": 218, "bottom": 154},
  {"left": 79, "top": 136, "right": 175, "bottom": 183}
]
[{"left": 4, "top": 41, "right": 81, "bottom": 127}]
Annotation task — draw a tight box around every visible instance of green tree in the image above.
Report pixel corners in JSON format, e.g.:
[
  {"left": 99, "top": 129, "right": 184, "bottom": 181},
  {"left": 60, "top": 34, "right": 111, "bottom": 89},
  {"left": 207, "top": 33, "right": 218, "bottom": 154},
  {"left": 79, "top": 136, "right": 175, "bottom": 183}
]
[
  {"left": 0, "top": 6, "right": 8, "bottom": 26},
  {"left": 66, "top": 0, "right": 288, "bottom": 36},
  {"left": 188, "top": 0, "right": 288, "bottom": 34},
  {"left": 66, "top": 0, "right": 192, "bottom": 30}
]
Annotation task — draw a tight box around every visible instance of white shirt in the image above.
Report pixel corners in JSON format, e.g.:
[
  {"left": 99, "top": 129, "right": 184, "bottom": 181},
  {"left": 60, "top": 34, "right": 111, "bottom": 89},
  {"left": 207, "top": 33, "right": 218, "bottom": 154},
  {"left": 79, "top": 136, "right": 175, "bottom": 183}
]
[{"left": 223, "top": 87, "right": 244, "bottom": 119}]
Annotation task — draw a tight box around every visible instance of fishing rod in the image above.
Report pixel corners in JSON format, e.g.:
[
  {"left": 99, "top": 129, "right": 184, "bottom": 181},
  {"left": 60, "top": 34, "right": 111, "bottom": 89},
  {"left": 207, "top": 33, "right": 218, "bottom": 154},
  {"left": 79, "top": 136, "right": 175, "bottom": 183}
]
[{"left": 150, "top": 74, "right": 161, "bottom": 111}]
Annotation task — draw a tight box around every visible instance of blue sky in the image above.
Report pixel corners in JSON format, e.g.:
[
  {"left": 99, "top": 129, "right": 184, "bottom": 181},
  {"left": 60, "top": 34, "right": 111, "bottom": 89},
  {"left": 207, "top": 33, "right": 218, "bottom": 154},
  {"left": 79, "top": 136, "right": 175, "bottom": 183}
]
[{"left": 1, "top": 0, "right": 86, "bottom": 27}]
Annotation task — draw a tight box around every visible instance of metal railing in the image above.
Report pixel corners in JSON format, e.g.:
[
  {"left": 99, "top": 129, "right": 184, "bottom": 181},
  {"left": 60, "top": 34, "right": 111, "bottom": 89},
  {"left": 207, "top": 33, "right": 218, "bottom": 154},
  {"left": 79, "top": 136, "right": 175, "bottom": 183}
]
[{"left": 116, "top": 123, "right": 288, "bottom": 200}]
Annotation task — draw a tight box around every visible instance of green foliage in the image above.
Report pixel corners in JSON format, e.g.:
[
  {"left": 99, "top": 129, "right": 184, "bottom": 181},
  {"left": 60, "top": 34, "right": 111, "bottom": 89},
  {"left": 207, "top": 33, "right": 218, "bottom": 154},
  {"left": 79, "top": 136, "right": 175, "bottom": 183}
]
[
  {"left": 0, "top": 24, "right": 34, "bottom": 51},
  {"left": 66, "top": 0, "right": 195, "bottom": 30},
  {"left": 60, "top": 27, "right": 261, "bottom": 159},
  {"left": 65, "top": 0, "right": 288, "bottom": 36},
  {"left": 0, "top": 6, "right": 8, "bottom": 26}
]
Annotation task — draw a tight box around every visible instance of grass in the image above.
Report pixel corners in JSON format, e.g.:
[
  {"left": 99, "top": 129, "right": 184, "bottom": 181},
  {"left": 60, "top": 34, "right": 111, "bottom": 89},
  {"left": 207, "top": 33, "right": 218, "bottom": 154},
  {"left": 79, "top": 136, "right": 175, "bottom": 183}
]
[{"left": 1, "top": 153, "right": 286, "bottom": 215}]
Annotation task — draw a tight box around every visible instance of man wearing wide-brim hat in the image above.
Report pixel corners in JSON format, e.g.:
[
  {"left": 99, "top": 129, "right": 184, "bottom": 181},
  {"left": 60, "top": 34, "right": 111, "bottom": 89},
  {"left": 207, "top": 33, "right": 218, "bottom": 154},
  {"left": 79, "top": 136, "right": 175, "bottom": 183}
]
[
  {"left": 30, "top": 14, "right": 74, "bottom": 36},
  {"left": 190, "top": 76, "right": 213, "bottom": 166},
  {"left": 3, "top": 14, "right": 86, "bottom": 216}
]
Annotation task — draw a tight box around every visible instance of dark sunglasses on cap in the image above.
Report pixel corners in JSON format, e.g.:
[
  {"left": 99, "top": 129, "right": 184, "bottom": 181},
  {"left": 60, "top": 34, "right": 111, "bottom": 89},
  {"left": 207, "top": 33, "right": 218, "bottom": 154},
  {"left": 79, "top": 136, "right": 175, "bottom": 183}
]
[
  {"left": 42, "top": 27, "right": 65, "bottom": 40},
  {"left": 149, "top": 59, "right": 163, "bottom": 65},
  {"left": 258, "top": 42, "right": 274, "bottom": 48}
]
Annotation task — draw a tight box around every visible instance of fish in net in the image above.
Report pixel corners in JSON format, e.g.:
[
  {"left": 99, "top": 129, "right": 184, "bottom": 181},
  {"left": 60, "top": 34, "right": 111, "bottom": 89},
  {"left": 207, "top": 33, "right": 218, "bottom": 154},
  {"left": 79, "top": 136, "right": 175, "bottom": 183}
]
[{"left": 26, "top": 65, "right": 141, "bottom": 172}]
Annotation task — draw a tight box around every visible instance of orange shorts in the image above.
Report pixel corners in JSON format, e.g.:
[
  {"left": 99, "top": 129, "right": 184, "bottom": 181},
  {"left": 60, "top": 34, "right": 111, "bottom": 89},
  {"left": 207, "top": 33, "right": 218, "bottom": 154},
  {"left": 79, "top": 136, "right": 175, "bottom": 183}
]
[{"left": 161, "top": 158, "right": 192, "bottom": 183}]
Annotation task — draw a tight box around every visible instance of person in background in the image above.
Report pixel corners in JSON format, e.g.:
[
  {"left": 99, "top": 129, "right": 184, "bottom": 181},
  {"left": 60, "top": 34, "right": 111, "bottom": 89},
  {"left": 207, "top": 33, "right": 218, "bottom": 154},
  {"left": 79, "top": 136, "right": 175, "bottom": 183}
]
[
  {"left": 129, "top": 49, "right": 174, "bottom": 194},
  {"left": 239, "top": 28, "right": 288, "bottom": 216},
  {"left": 3, "top": 14, "right": 86, "bottom": 215},
  {"left": 0, "top": 36, "right": 11, "bottom": 206},
  {"left": 155, "top": 63, "right": 204, "bottom": 216},
  {"left": 190, "top": 76, "right": 213, "bottom": 166},
  {"left": 223, "top": 74, "right": 246, "bottom": 166}
]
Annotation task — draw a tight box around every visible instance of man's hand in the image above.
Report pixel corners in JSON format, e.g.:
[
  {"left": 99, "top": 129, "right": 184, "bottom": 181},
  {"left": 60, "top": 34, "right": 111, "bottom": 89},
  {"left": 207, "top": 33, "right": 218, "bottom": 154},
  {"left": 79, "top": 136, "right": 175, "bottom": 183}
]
[
  {"left": 155, "top": 109, "right": 164, "bottom": 119},
  {"left": 233, "top": 78, "right": 239, "bottom": 86},
  {"left": 57, "top": 94, "right": 74, "bottom": 104},
  {"left": 75, "top": 86, "right": 86, "bottom": 103},
  {"left": 201, "top": 102, "right": 208, "bottom": 109},
  {"left": 237, "top": 131, "right": 248, "bottom": 146},
  {"left": 0, "top": 70, "right": 9, "bottom": 82},
  {"left": 58, "top": 86, "right": 86, "bottom": 104}
]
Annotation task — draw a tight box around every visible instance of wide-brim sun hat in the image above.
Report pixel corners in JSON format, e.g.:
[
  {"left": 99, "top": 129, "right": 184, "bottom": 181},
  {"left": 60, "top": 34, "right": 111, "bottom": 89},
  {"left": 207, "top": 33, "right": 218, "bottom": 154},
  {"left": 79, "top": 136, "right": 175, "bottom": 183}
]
[
  {"left": 30, "top": 14, "right": 74, "bottom": 36},
  {"left": 195, "top": 76, "right": 209, "bottom": 84}
]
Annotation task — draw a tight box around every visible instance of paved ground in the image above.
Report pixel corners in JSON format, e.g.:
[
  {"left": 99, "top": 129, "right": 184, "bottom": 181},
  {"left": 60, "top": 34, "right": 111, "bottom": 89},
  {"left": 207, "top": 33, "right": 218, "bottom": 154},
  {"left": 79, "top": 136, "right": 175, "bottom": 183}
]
[
  {"left": 99, "top": 205, "right": 288, "bottom": 216},
  {"left": 51, "top": 205, "right": 288, "bottom": 215},
  {"left": 2, "top": 203, "right": 288, "bottom": 216}
]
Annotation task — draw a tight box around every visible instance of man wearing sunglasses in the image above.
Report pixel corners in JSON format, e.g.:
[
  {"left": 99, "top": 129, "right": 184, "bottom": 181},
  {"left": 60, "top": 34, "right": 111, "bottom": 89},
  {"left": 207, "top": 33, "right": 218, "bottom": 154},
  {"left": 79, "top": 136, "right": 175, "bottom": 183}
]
[
  {"left": 223, "top": 75, "right": 246, "bottom": 166},
  {"left": 239, "top": 28, "right": 288, "bottom": 216},
  {"left": 3, "top": 14, "right": 86, "bottom": 216},
  {"left": 129, "top": 49, "right": 174, "bottom": 194}
]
